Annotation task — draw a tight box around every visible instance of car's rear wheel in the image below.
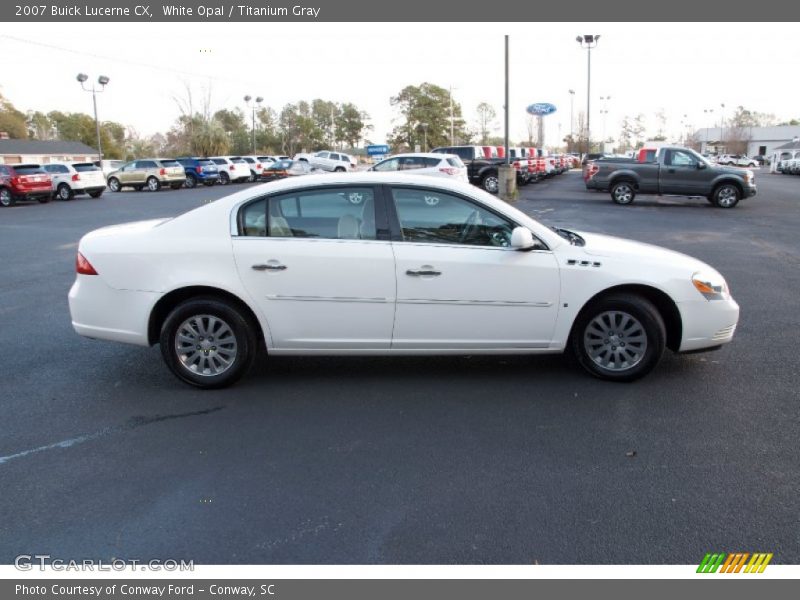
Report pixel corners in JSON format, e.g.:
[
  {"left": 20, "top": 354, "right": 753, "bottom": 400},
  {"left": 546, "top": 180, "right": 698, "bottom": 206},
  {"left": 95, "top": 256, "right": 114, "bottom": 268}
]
[
  {"left": 713, "top": 183, "right": 740, "bottom": 208},
  {"left": 147, "top": 176, "right": 161, "bottom": 192},
  {"left": 57, "top": 183, "right": 74, "bottom": 201},
  {"left": 248, "top": 170, "right": 257, "bottom": 182},
  {"left": 0, "top": 188, "right": 16, "bottom": 207},
  {"left": 159, "top": 297, "right": 257, "bottom": 389},
  {"left": 108, "top": 177, "right": 121, "bottom": 192},
  {"left": 334, "top": 167, "right": 345, "bottom": 173},
  {"left": 571, "top": 294, "right": 665, "bottom": 382},
  {"left": 185, "top": 174, "right": 198, "bottom": 189},
  {"left": 219, "top": 172, "right": 230, "bottom": 185},
  {"left": 481, "top": 173, "right": 499, "bottom": 194},
  {"left": 611, "top": 180, "right": 636, "bottom": 205}
]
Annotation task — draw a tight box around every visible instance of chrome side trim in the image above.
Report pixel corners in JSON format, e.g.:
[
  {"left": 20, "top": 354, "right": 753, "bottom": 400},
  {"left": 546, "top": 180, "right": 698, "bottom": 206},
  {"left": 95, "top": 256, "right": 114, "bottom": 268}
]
[
  {"left": 266, "top": 295, "right": 389, "bottom": 303},
  {"left": 397, "top": 299, "right": 553, "bottom": 307}
]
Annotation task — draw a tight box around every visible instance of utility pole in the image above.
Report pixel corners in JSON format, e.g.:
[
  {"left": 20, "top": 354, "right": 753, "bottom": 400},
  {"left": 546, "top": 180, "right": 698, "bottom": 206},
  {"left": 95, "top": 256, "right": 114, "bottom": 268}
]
[
  {"left": 576, "top": 35, "right": 600, "bottom": 154},
  {"left": 449, "top": 86, "right": 456, "bottom": 145},
  {"left": 76, "top": 73, "right": 110, "bottom": 162}
]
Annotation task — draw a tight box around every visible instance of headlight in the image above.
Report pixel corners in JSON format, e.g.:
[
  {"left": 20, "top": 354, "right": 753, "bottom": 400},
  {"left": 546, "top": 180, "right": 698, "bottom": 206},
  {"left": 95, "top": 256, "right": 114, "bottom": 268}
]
[{"left": 692, "top": 271, "right": 728, "bottom": 301}]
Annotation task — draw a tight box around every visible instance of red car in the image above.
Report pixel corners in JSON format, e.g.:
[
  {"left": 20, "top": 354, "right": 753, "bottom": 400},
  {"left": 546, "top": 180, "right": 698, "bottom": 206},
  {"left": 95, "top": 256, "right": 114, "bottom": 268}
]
[{"left": 0, "top": 164, "right": 53, "bottom": 207}]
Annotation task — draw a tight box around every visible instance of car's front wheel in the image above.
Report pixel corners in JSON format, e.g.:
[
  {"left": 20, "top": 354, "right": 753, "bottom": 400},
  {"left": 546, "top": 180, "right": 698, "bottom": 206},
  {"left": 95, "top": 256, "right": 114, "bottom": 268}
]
[
  {"left": 713, "top": 183, "right": 740, "bottom": 208},
  {"left": 159, "top": 297, "right": 257, "bottom": 389},
  {"left": 146, "top": 176, "right": 161, "bottom": 192},
  {"left": 0, "top": 188, "right": 15, "bottom": 207},
  {"left": 108, "top": 177, "right": 121, "bottom": 192},
  {"left": 57, "top": 183, "right": 74, "bottom": 201},
  {"left": 571, "top": 294, "right": 666, "bottom": 382},
  {"left": 481, "top": 173, "right": 499, "bottom": 194}
]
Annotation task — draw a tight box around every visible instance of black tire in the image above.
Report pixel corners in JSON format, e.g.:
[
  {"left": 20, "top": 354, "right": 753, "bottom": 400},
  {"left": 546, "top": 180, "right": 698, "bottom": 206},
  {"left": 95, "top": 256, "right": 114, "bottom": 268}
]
[
  {"left": 712, "top": 183, "right": 740, "bottom": 208},
  {"left": 146, "top": 176, "right": 161, "bottom": 192},
  {"left": 108, "top": 177, "right": 121, "bottom": 192},
  {"left": 481, "top": 172, "right": 499, "bottom": 194},
  {"left": 170, "top": 183, "right": 183, "bottom": 190},
  {"left": 159, "top": 297, "right": 258, "bottom": 389},
  {"left": 203, "top": 181, "right": 216, "bottom": 187},
  {"left": 248, "top": 170, "right": 257, "bottom": 182},
  {"left": 57, "top": 183, "right": 74, "bottom": 201},
  {"left": 88, "top": 190, "right": 103, "bottom": 198},
  {"left": 219, "top": 172, "right": 230, "bottom": 185},
  {"left": 0, "top": 188, "right": 15, "bottom": 207},
  {"left": 185, "top": 174, "right": 198, "bottom": 189},
  {"left": 334, "top": 167, "right": 346, "bottom": 173},
  {"left": 571, "top": 293, "right": 666, "bottom": 382},
  {"left": 610, "top": 180, "right": 636, "bottom": 205}
]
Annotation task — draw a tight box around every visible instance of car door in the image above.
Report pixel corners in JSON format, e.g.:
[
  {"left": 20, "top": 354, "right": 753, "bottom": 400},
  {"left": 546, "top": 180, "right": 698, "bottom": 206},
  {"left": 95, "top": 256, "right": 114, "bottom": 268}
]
[
  {"left": 232, "top": 185, "right": 396, "bottom": 350},
  {"left": 387, "top": 185, "right": 561, "bottom": 349},
  {"left": 128, "top": 161, "right": 150, "bottom": 184},
  {"left": 659, "top": 149, "right": 712, "bottom": 195},
  {"left": 311, "top": 151, "right": 331, "bottom": 170}
]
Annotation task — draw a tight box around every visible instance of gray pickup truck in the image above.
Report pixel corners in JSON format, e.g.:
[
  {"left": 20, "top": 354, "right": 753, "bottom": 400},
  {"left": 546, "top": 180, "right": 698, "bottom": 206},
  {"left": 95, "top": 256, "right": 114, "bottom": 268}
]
[{"left": 585, "top": 146, "right": 757, "bottom": 208}]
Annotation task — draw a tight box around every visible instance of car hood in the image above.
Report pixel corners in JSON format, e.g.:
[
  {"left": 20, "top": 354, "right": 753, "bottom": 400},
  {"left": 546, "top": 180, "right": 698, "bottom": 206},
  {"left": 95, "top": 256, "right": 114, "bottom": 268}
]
[{"left": 575, "top": 231, "right": 710, "bottom": 272}]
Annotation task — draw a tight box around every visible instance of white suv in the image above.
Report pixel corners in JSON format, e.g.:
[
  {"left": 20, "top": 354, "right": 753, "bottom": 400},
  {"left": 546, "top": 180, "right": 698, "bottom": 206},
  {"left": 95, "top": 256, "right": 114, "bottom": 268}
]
[
  {"left": 209, "top": 156, "right": 251, "bottom": 184},
  {"left": 294, "top": 150, "right": 356, "bottom": 172},
  {"left": 718, "top": 154, "right": 758, "bottom": 168},
  {"left": 369, "top": 153, "right": 467, "bottom": 183},
  {"left": 43, "top": 162, "right": 107, "bottom": 200}
]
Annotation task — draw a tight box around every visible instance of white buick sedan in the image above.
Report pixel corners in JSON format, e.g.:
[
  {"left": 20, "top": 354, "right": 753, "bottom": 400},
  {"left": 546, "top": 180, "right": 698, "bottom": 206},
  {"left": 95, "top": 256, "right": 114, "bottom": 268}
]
[{"left": 68, "top": 173, "right": 739, "bottom": 388}]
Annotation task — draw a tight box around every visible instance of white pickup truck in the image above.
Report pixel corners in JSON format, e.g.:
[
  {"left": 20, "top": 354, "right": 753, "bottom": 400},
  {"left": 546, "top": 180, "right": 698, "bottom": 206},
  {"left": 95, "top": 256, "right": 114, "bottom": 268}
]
[{"left": 293, "top": 150, "right": 356, "bottom": 172}]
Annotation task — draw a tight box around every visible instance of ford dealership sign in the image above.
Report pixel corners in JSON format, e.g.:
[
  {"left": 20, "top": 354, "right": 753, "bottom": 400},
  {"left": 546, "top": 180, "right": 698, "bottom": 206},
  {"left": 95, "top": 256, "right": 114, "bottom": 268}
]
[{"left": 526, "top": 103, "right": 557, "bottom": 116}]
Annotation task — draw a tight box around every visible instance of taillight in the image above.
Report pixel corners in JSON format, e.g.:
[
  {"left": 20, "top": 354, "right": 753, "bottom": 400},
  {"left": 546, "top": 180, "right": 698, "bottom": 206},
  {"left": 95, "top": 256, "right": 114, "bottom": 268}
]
[
  {"left": 10, "top": 176, "right": 20, "bottom": 186},
  {"left": 159, "top": 168, "right": 166, "bottom": 176},
  {"left": 587, "top": 164, "right": 600, "bottom": 179},
  {"left": 439, "top": 167, "right": 458, "bottom": 175},
  {"left": 195, "top": 166, "right": 202, "bottom": 174},
  {"left": 76, "top": 252, "right": 98, "bottom": 275},
  {"left": 230, "top": 164, "right": 235, "bottom": 170},
  {"left": 256, "top": 163, "right": 261, "bottom": 169},
  {"left": 72, "top": 173, "right": 80, "bottom": 182}
]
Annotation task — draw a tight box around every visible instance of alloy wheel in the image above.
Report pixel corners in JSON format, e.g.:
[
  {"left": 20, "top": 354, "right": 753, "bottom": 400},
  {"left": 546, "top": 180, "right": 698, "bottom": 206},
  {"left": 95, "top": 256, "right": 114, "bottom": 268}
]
[{"left": 583, "top": 310, "right": 648, "bottom": 372}]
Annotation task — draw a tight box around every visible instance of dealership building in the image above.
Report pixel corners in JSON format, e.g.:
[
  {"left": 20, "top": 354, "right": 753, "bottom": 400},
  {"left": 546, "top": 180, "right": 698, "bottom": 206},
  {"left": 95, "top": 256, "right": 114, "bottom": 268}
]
[
  {"left": 694, "top": 125, "right": 800, "bottom": 157},
  {"left": 0, "top": 139, "right": 99, "bottom": 165}
]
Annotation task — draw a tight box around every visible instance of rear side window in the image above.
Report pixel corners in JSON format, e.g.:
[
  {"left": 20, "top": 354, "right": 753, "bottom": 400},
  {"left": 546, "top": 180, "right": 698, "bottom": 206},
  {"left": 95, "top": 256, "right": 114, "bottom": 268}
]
[
  {"left": 454, "top": 148, "right": 472, "bottom": 160},
  {"left": 136, "top": 160, "right": 157, "bottom": 169},
  {"left": 424, "top": 157, "right": 442, "bottom": 167},
  {"left": 446, "top": 157, "right": 464, "bottom": 168},
  {"left": 73, "top": 163, "right": 100, "bottom": 172},
  {"left": 330, "top": 153, "right": 341, "bottom": 161},
  {"left": 243, "top": 157, "right": 255, "bottom": 164},
  {"left": 45, "top": 165, "right": 70, "bottom": 174},
  {"left": 232, "top": 158, "right": 247, "bottom": 164},
  {"left": 239, "top": 188, "right": 377, "bottom": 240}
]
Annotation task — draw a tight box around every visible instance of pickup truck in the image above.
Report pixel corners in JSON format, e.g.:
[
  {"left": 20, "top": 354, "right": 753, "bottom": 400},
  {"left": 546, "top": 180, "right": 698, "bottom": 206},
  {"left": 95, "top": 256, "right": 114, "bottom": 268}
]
[
  {"left": 585, "top": 146, "right": 757, "bottom": 208},
  {"left": 431, "top": 145, "right": 508, "bottom": 193}
]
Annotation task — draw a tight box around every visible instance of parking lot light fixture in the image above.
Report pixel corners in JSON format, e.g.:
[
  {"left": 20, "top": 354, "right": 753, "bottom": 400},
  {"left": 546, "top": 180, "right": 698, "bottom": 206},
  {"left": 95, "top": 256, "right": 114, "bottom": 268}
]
[
  {"left": 245, "top": 95, "right": 263, "bottom": 154},
  {"left": 76, "top": 73, "right": 109, "bottom": 162},
  {"left": 576, "top": 35, "right": 600, "bottom": 154},
  {"left": 568, "top": 89, "right": 575, "bottom": 140}
]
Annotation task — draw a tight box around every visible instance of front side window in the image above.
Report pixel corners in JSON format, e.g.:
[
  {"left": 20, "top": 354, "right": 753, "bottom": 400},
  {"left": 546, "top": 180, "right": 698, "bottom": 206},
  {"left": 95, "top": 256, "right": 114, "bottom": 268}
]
[
  {"left": 373, "top": 158, "right": 399, "bottom": 172},
  {"left": 667, "top": 150, "right": 699, "bottom": 167},
  {"left": 315, "top": 152, "right": 330, "bottom": 159},
  {"left": 240, "top": 188, "right": 377, "bottom": 240},
  {"left": 391, "top": 187, "right": 515, "bottom": 247},
  {"left": 330, "top": 153, "right": 341, "bottom": 161}
]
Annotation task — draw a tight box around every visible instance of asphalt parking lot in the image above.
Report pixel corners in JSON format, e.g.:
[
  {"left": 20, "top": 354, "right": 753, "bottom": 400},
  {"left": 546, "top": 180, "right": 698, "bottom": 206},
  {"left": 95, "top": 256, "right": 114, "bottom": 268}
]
[{"left": 1, "top": 171, "right": 798, "bottom": 564}]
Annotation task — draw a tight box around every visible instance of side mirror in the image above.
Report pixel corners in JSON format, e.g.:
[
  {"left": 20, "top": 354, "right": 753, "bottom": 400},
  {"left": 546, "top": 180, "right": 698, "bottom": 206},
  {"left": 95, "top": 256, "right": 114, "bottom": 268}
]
[
  {"left": 697, "top": 162, "right": 707, "bottom": 170},
  {"left": 510, "top": 226, "right": 535, "bottom": 250}
]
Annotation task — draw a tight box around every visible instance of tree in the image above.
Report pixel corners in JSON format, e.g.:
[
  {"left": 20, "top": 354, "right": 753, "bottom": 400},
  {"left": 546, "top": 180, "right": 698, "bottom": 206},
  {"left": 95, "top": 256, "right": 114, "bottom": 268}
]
[
  {"left": 44, "top": 111, "right": 125, "bottom": 158},
  {"left": 214, "top": 108, "right": 249, "bottom": 154},
  {"left": 618, "top": 114, "right": 646, "bottom": 151},
  {"left": 475, "top": 102, "right": 497, "bottom": 144},
  {"left": 655, "top": 108, "right": 667, "bottom": 140},
  {"left": 336, "top": 103, "right": 370, "bottom": 149},
  {"left": 388, "top": 83, "right": 468, "bottom": 151},
  {"left": 0, "top": 94, "right": 29, "bottom": 139}
]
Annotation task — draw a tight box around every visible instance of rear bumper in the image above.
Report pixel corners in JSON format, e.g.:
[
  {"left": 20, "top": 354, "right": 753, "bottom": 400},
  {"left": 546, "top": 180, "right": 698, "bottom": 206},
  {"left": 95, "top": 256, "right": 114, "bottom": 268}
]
[
  {"left": 14, "top": 188, "right": 52, "bottom": 200},
  {"left": 677, "top": 295, "right": 740, "bottom": 353},
  {"left": 69, "top": 275, "right": 161, "bottom": 347},
  {"left": 161, "top": 174, "right": 186, "bottom": 184}
]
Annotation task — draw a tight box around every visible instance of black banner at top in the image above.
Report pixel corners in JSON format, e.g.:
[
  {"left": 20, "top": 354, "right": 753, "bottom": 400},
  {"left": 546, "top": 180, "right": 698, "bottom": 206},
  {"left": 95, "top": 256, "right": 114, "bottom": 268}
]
[{"left": 1, "top": 0, "right": 794, "bottom": 21}]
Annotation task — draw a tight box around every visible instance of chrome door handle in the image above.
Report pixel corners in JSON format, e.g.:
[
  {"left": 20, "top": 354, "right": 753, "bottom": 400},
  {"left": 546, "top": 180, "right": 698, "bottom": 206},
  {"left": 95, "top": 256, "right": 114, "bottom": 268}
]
[
  {"left": 252, "top": 263, "right": 287, "bottom": 271},
  {"left": 406, "top": 269, "right": 441, "bottom": 277}
]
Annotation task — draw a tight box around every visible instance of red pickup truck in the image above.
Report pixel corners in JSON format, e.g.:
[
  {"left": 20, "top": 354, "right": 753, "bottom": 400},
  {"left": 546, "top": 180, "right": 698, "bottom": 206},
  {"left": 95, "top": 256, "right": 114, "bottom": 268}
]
[{"left": 0, "top": 164, "right": 53, "bottom": 207}]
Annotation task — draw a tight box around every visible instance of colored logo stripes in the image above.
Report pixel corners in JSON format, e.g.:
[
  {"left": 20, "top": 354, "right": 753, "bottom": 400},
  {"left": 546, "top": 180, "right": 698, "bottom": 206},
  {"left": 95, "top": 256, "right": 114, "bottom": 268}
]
[{"left": 697, "top": 552, "right": 773, "bottom": 573}]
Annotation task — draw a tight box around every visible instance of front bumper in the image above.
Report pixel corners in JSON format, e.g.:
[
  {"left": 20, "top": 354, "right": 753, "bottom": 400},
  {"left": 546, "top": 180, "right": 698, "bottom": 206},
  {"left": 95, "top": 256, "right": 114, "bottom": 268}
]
[
  {"left": 677, "top": 295, "right": 740, "bottom": 352},
  {"left": 743, "top": 183, "right": 757, "bottom": 199}
]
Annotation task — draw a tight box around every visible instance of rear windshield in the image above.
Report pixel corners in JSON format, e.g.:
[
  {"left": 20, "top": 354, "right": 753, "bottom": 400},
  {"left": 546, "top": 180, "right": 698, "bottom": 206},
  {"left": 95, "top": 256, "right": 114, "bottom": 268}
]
[
  {"left": 231, "top": 158, "right": 247, "bottom": 164},
  {"left": 160, "top": 159, "right": 181, "bottom": 167},
  {"left": 73, "top": 163, "right": 101, "bottom": 172},
  {"left": 271, "top": 160, "right": 293, "bottom": 169},
  {"left": 243, "top": 157, "right": 255, "bottom": 163},
  {"left": 197, "top": 159, "right": 215, "bottom": 166},
  {"left": 212, "top": 159, "right": 227, "bottom": 165},
  {"left": 13, "top": 165, "right": 45, "bottom": 175}
]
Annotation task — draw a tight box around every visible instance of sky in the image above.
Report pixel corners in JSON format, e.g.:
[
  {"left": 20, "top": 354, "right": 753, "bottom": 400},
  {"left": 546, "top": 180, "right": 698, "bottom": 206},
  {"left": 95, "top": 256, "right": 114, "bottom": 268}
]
[{"left": 1, "top": 22, "right": 798, "bottom": 148}]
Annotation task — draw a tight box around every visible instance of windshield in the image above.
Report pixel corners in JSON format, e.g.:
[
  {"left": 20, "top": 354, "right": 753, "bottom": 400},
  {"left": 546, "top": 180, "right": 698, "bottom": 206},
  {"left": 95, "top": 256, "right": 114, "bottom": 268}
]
[{"left": 270, "top": 160, "right": 293, "bottom": 170}]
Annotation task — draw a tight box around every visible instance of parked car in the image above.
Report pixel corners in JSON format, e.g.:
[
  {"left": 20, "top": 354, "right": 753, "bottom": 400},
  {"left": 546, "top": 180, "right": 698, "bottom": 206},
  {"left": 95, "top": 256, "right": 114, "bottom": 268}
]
[
  {"left": 0, "top": 163, "right": 52, "bottom": 206},
  {"left": 209, "top": 156, "right": 251, "bottom": 184},
  {"left": 431, "top": 145, "right": 507, "bottom": 193},
  {"left": 68, "top": 172, "right": 740, "bottom": 389},
  {"left": 95, "top": 159, "right": 125, "bottom": 179},
  {"left": 584, "top": 146, "right": 757, "bottom": 208},
  {"left": 240, "top": 156, "right": 267, "bottom": 182},
  {"left": 293, "top": 150, "right": 356, "bottom": 172},
  {"left": 43, "top": 161, "right": 106, "bottom": 200},
  {"left": 717, "top": 154, "right": 759, "bottom": 168},
  {"left": 107, "top": 159, "right": 186, "bottom": 192},
  {"left": 368, "top": 153, "right": 468, "bottom": 183},
  {"left": 260, "top": 159, "right": 320, "bottom": 182},
  {"left": 176, "top": 157, "right": 220, "bottom": 188}
]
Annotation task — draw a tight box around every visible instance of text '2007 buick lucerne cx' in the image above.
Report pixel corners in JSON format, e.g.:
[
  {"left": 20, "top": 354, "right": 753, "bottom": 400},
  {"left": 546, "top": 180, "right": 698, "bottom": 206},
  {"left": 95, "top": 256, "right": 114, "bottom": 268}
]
[{"left": 68, "top": 173, "right": 739, "bottom": 388}]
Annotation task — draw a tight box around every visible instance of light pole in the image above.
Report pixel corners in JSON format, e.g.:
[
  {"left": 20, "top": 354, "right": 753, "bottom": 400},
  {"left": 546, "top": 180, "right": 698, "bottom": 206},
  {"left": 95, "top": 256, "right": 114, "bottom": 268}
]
[
  {"left": 449, "top": 86, "right": 458, "bottom": 145},
  {"left": 244, "top": 95, "right": 263, "bottom": 155},
  {"left": 703, "top": 108, "right": 714, "bottom": 153},
  {"left": 576, "top": 34, "right": 600, "bottom": 154},
  {"left": 568, "top": 89, "right": 575, "bottom": 140},
  {"left": 76, "top": 73, "right": 109, "bottom": 162},
  {"left": 720, "top": 102, "right": 726, "bottom": 152},
  {"left": 420, "top": 122, "right": 428, "bottom": 151}
]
